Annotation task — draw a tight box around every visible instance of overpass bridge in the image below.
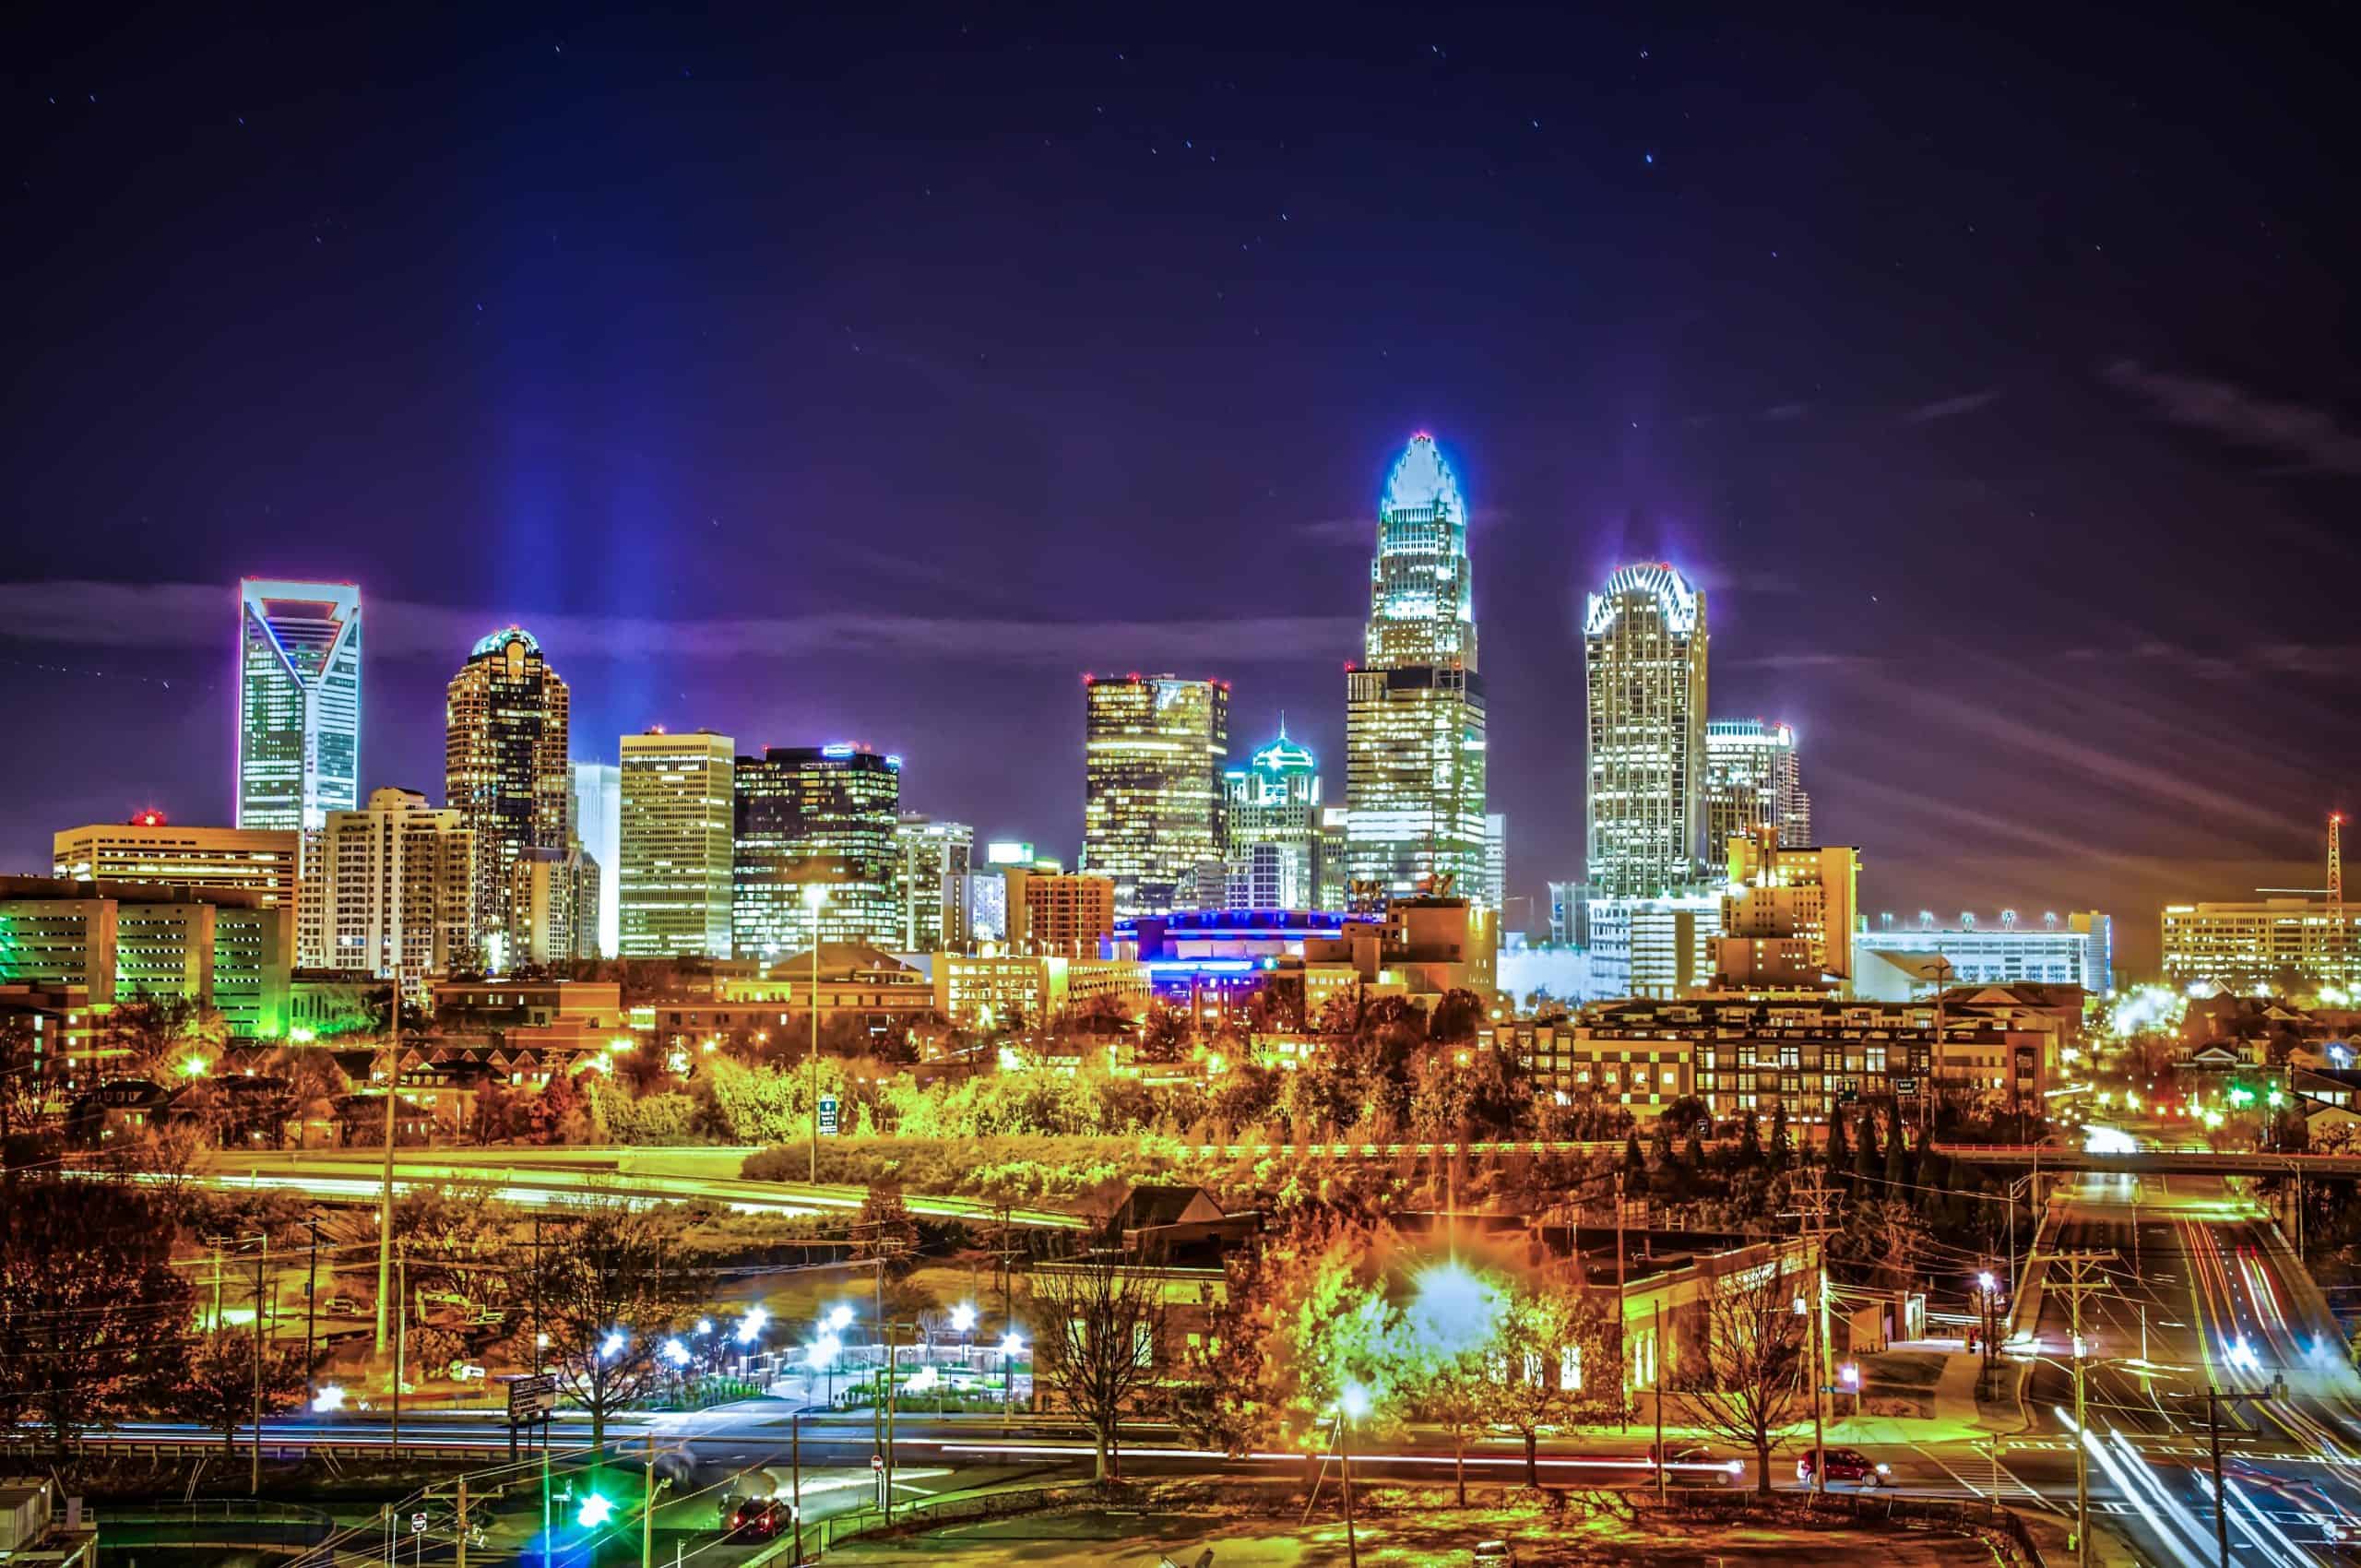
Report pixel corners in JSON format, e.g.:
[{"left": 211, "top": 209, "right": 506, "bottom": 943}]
[{"left": 1936, "top": 1142, "right": 2361, "bottom": 1177}]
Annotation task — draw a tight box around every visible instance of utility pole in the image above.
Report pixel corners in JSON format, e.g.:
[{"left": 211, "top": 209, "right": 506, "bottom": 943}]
[
  {"left": 1653, "top": 1299, "right": 1667, "bottom": 1508},
  {"left": 643, "top": 1431, "right": 658, "bottom": 1568},
  {"left": 392, "top": 1248, "right": 407, "bottom": 1455},
  {"left": 2191, "top": 1384, "right": 2275, "bottom": 1568},
  {"left": 790, "top": 1409, "right": 803, "bottom": 1566},
  {"left": 2036, "top": 1248, "right": 2116, "bottom": 1568},
  {"left": 884, "top": 1320, "right": 900, "bottom": 1524},
  {"left": 304, "top": 1214, "right": 322, "bottom": 1388},
  {"left": 455, "top": 1477, "right": 469, "bottom": 1568},
  {"left": 1787, "top": 1168, "right": 1839, "bottom": 1489},
  {"left": 1613, "top": 1168, "right": 1629, "bottom": 1427},
  {"left": 250, "top": 1234, "right": 267, "bottom": 1495},
  {"left": 376, "top": 1063, "right": 397, "bottom": 1355}
]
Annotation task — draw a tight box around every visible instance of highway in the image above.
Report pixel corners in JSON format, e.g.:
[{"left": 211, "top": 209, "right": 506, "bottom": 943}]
[{"left": 2017, "top": 1165, "right": 2361, "bottom": 1565}]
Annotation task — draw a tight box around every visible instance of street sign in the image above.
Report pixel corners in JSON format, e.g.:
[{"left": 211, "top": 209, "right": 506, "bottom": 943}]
[
  {"left": 1895, "top": 1076, "right": 1920, "bottom": 1097},
  {"left": 506, "top": 1372, "right": 558, "bottom": 1422},
  {"left": 819, "top": 1096, "right": 840, "bottom": 1136},
  {"left": 870, "top": 1454, "right": 884, "bottom": 1471},
  {"left": 411, "top": 1513, "right": 427, "bottom": 1535}
]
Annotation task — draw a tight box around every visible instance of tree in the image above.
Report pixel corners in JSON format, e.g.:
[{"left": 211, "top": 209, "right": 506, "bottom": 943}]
[
  {"left": 1674, "top": 1257, "right": 1810, "bottom": 1494},
  {"left": 1623, "top": 1133, "right": 1648, "bottom": 1187},
  {"left": 1428, "top": 989, "right": 1487, "bottom": 1045},
  {"left": 1824, "top": 1102, "right": 1852, "bottom": 1174},
  {"left": 1135, "top": 1003, "right": 1193, "bottom": 1063},
  {"left": 1734, "top": 1113, "right": 1763, "bottom": 1170},
  {"left": 331, "top": 1184, "right": 515, "bottom": 1319},
  {"left": 0, "top": 1177, "right": 194, "bottom": 1454},
  {"left": 1853, "top": 1106, "right": 1880, "bottom": 1182},
  {"left": 1884, "top": 1116, "right": 1914, "bottom": 1193},
  {"left": 852, "top": 1184, "right": 920, "bottom": 1280},
  {"left": 1483, "top": 1279, "right": 1607, "bottom": 1485},
  {"left": 1414, "top": 1348, "right": 1492, "bottom": 1506},
  {"left": 1770, "top": 1103, "right": 1792, "bottom": 1170},
  {"left": 1026, "top": 1253, "right": 1165, "bottom": 1481},
  {"left": 101, "top": 994, "right": 227, "bottom": 1079},
  {"left": 514, "top": 1204, "right": 704, "bottom": 1452},
  {"left": 176, "top": 1330, "right": 311, "bottom": 1454}
]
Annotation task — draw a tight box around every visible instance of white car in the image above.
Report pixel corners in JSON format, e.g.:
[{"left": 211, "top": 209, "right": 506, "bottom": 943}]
[{"left": 449, "top": 1361, "right": 486, "bottom": 1382}]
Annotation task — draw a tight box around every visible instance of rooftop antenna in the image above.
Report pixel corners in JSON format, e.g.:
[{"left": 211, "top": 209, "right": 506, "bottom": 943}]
[{"left": 2332, "top": 813, "right": 2345, "bottom": 914}]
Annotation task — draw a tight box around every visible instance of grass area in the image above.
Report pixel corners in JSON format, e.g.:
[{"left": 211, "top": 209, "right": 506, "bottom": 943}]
[{"left": 828, "top": 1492, "right": 2002, "bottom": 1566}]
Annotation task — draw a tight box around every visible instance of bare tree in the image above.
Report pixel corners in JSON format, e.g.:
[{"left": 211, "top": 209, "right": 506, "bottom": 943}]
[
  {"left": 175, "top": 1330, "right": 310, "bottom": 1455},
  {"left": 1672, "top": 1256, "right": 1810, "bottom": 1495},
  {"left": 1026, "top": 1253, "right": 1165, "bottom": 1482},
  {"left": 513, "top": 1203, "right": 704, "bottom": 1453}
]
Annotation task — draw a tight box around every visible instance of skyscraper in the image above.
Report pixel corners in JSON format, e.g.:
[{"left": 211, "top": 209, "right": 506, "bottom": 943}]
[
  {"left": 445, "top": 627, "right": 571, "bottom": 964},
  {"left": 1345, "top": 434, "right": 1487, "bottom": 900},
  {"left": 1081, "top": 674, "right": 1229, "bottom": 916},
  {"left": 1704, "top": 719, "right": 1805, "bottom": 867},
  {"left": 571, "top": 761, "right": 622, "bottom": 958},
  {"left": 318, "top": 787, "right": 472, "bottom": 1007},
  {"left": 237, "top": 578, "right": 361, "bottom": 831},
  {"left": 1484, "top": 813, "right": 1508, "bottom": 913},
  {"left": 733, "top": 744, "right": 902, "bottom": 956},
  {"left": 617, "top": 730, "right": 735, "bottom": 960},
  {"left": 1224, "top": 726, "right": 1324, "bottom": 909},
  {"left": 892, "top": 813, "right": 975, "bottom": 952},
  {"left": 1584, "top": 563, "right": 1708, "bottom": 899}
]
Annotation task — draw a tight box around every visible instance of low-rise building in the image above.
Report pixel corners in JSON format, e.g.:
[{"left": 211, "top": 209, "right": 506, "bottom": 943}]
[
  {"left": 0, "top": 875, "right": 292, "bottom": 1043},
  {"left": 1855, "top": 909, "right": 2113, "bottom": 996},
  {"left": 1489, "top": 1019, "right": 1693, "bottom": 1112},
  {"left": 933, "top": 954, "right": 1149, "bottom": 1031},
  {"left": 2163, "top": 897, "right": 2359, "bottom": 993}
]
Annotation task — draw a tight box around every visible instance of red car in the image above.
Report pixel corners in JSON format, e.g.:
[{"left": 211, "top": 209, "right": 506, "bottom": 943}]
[
  {"left": 1796, "top": 1447, "right": 1889, "bottom": 1487},
  {"left": 730, "top": 1498, "right": 788, "bottom": 1539}
]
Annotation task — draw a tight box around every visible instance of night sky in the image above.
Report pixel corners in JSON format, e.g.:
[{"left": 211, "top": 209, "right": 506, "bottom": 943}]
[{"left": 7, "top": 5, "right": 2358, "bottom": 975}]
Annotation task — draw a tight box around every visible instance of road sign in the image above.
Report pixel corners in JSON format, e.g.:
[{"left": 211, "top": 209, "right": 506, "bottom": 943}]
[
  {"left": 870, "top": 1454, "right": 884, "bottom": 1471},
  {"left": 1895, "top": 1076, "right": 1920, "bottom": 1097},
  {"left": 819, "top": 1096, "right": 840, "bottom": 1136},
  {"left": 506, "top": 1372, "right": 558, "bottom": 1422},
  {"left": 411, "top": 1513, "right": 427, "bottom": 1535}
]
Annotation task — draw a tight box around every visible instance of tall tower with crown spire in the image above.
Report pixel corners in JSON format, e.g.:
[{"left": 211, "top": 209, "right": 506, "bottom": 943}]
[{"left": 1343, "top": 434, "right": 1489, "bottom": 901}]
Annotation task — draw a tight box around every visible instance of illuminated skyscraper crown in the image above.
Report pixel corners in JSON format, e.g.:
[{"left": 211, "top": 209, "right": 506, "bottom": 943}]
[{"left": 1365, "top": 433, "right": 1477, "bottom": 671}]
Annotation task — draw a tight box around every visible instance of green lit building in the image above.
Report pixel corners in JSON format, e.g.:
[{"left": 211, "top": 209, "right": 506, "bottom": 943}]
[
  {"left": 733, "top": 744, "right": 903, "bottom": 957},
  {"left": 1223, "top": 726, "right": 1325, "bottom": 909},
  {"left": 1344, "top": 434, "right": 1488, "bottom": 901}
]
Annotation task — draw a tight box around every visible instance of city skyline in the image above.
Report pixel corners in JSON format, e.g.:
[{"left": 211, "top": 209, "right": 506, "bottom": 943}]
[{"left": 6, "top": 8, "right": 2357, "bottom": 975}]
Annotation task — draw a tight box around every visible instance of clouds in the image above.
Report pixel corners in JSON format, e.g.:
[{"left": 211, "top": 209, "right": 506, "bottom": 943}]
[
  {"left": 2106, "top": 360, "right": 2361, "bottom": 475},
  {"left": 0, "top": 580, "right": 1358, "bottom": 669},
  {"left": 1900, "top": 388, "right": 2001, "bottom": 424}
]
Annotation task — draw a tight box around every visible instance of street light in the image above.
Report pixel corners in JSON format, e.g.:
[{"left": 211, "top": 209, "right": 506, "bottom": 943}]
[
  {"left": 999, "top": 1331, "right": 1026, "bottom": 1425},
  {"left": 1335, "top": 1383, "right": 1370, "bottom": 1568},
  {"left": 810, "top": 1333, "right": 842, "bottom": 1407},
  {"left": 803, "top": 883, "right": 829, "bottom": 1182}
]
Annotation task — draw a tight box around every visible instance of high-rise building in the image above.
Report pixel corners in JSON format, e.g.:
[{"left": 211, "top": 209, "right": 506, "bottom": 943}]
[
  {"left": 1224, "top": 727, "right": 1325, "bottom": 911},
  {"left": 1584, "top": 563, "right": 1709, "bottom": 900},
  {"left": 1345, "top": 434, "right": 1487, "bottom": 900},
  {"left": 1855, "top": 909, "right": 2113, "bottom": 997},
  {"left": 2161, "top": 899, "right": 2355, "bottom": 993},
  {"left": 617, "top": 730, "right": 735, "bottom": 961},
  {"left": 733, "top": 744, "right": 902, "bottom": 956},
  {"left": 571, "top": 851, "right": 602, "bottom": 962},
  {"left": 445, "top": 628, "right": 571, "bottom": 963},
  {"left": 318, "top": 788, "right": 472, "bottom": 1009},
  {"left": 1082, "top": 674, "right": 1229, "bottom": 916},
  {"left": 237, "top": 578, "right": 362, "bottom": 832},
  {"left": 53, "top": 816, "right": 300, "bottom": 911},
  {"left": 1315, "top": 806, "right": 1350, "bottom": 910},
  {"left": 571, "top": 762, "right": 622, "bottom": 958},
  {"left": 508, "top": 846, "right": 591, "bottom": 969},
  {"left": 892, "top": 813, "right": 974, "bottom": 952},
  {"left": 1484, "top": 813, "right": 1508, "bottom": 914},
  {"left": 1003, "top": 868, "right": 1118, "bottom": 958},
  {"left": 1714, "top": 840, "right": 1861, "bottom": 991},
  {"left": 1704, "top": 719, "right": 1806, "bottom": 861}
]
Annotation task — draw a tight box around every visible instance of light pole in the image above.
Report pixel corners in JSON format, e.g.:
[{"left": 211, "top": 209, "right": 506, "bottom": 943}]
[
  {"left": 999, "top": 1331, "right": 1025, "bottom": 1431},
  {"left": 1336, "top": 1383, "right": 1370, "bottom": 1568},
  {"left": 804, "top": 884, "right": 829, "bottom": 1182},
  {"left": 810, "top": 1332, "right": 841, "bottom": 1409}
]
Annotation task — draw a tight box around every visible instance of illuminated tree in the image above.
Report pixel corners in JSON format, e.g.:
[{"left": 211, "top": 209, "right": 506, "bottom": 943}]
[
  {"left": 513, "top": 1203, "right": 704, "bottom": 1452},
  {"left": 1027, "top": 1254, "right": 1166, "bottom": 1481},
  {"left": 1481, "top": 1279, "right": 1609, "bottom": 1485}
]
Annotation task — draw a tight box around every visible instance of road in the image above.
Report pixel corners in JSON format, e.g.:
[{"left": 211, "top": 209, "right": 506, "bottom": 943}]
[{"left": 2018, "top": 1166, "right": 2361, "bottom": 1565}]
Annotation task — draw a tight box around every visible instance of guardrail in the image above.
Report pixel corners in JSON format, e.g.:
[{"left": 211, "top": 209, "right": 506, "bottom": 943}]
[{"left": 1938, "top": 1142, "right": 2357, "bottom": 1175}]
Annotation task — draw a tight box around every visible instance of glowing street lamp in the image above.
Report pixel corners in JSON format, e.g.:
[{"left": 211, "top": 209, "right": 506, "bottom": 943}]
[
  {"left": 810, "top": 1332, "right": 842, "bottom": 1405},
  {"left": 826, "top": 1303, "right": 855, "bottom": 1333},
  {"left": 599, "top": 1330, "right": 626, "bottom": 1361}
]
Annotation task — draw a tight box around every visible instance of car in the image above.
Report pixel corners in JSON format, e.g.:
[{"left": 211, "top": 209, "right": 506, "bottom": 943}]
[
  {"left": 1472, "top": 1542, "right": 1517, "bottom": 1566},
  {"left": 326, "top": 1296, "right": 359, "bottom": 1315},
  {"left": 1796, "top": 1447, "right": 1889, "bottom": 1487},
  {"left": 730, "top": 1498, "right": 788, "bottom": 1540},
  {"left": 448, "top": 1361, "right": 486, "bottom": 1382}
]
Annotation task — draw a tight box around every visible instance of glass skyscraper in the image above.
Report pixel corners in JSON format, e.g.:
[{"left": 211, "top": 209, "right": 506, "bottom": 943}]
[
  {"left": 733, "top": 744, "right": 903, "bottom": 956},
  {"left": 1344, "top": 434, "right": 1487, "bottom": 900},
  {"left": 1081, "top": 675, "right": 1229, "bottom": 917},
  {"left": 445, "top": 627, "right": 571, "bottom": 963},
  {"left": 892, "top": 812, "right": 974, "bottom": 951},
  {"left": 1704, "top": 718, "right": 1806, "bottom": 871},
  {"left": 1584, "top": 563, "right": 1708, "bottom": 899},
  {"left": 237, "top": 578, "right": 361, "bottom": 831},
  {"left": 618, "top": 731, "right": 735, "bottom": 960}
]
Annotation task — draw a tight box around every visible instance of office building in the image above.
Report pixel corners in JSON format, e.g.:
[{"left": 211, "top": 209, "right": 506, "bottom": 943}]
[
  {"left": 1704, "top": 719, "right": 1806, "bottom": 859},
  {"left": 1082, "top": 674, "right": 1229, "bottom": 916},
  {"left": 1224, "top": 727, "right": 1326, "bottom": 912},
  {"left": 1315, "top": 806, "right": 1349, "bottom": 909},
  {"left": 1004, "top": 868, "right": 1117, "bottom": 958},
  {"left": 734, "top": 743, "right": 902, "bottom": 957},
  {"left": 237, "top": 578, "right": 362, "bottom": 832},
  {"left": 53, "top": 816, "right": 299, "bottom": 911},
  {"left": 1345, "top": 434, "right": 1487, "bottom": 899},
  {"left": 617, "top": 730, "right": 736, "bottom": 961},
  {"left": 1714, "top": 839, "right": 1861, "bottom": 991},
  {"left": 318, "top": 788, "right": 473, "bottom": 1008},
  {"left": 508, "top": 846, "right": 590, "bottom": 968},
  {"left": 570, "top": 850, "right": 602, "bottom": 961},
  {"left": 572, "top": 762, "right": 622, "bottom": 957},
  {"left": 0, "top": 875, "right": 292, "bottom": 1044},
  {"left": 1546, "top": 880, "right": 1586, "bottom": 947},
  {"left": 1586, "top": 893, "right": 1722, "bottom": 999},
  {"left": 445, "top": 627, "right": 571, "bottom": 961},
  {"left": 892, "top": 813, "right": 974, "bottom": 952},
  {"left": 933, "top": 953, "right": 1150, "bottom": 1032},
  {"left": 1584, "top": 563, "right": 1708, "bottom": 899},
  {"left": 1854, "top": 909, "right": 2114, "bottom": 998},
  {"left": 1484, "top": 813, "right": 1507, "bottom": 913},
  {"left": 2161, "top": 899, "right": 2357, "bottom": 993}
]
